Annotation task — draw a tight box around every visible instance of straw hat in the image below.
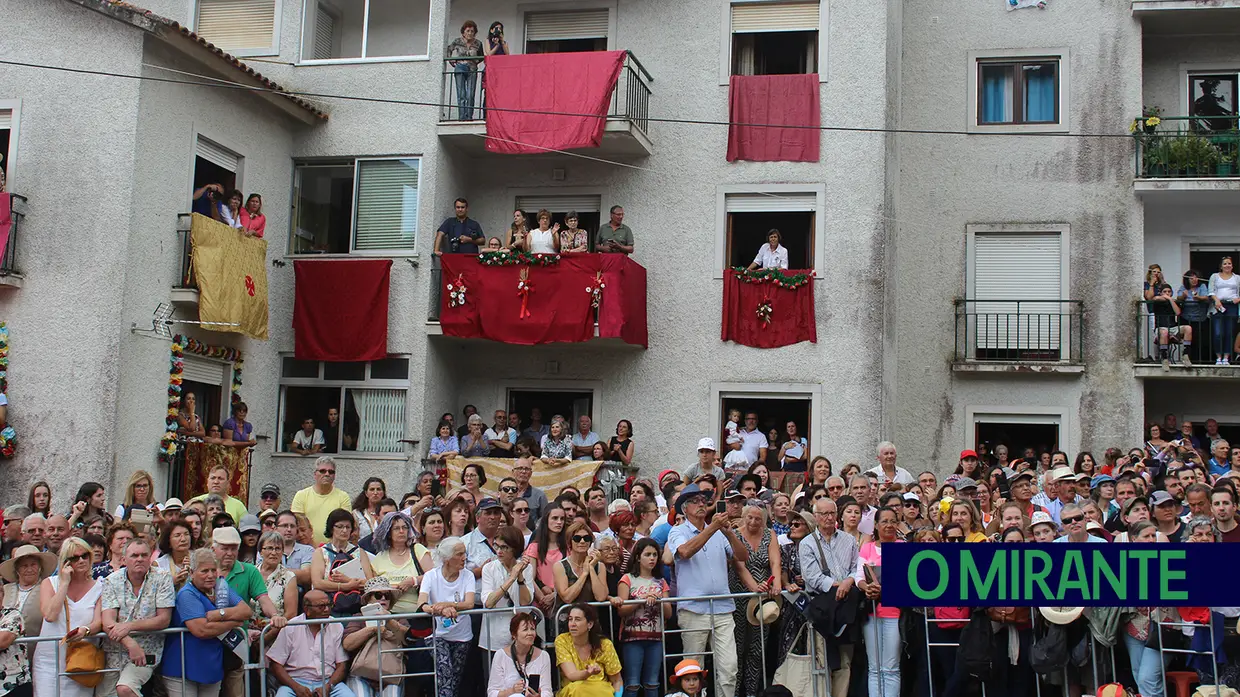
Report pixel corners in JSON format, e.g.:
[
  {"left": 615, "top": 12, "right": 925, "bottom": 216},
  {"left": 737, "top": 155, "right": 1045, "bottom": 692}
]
[
  {"left": 746, "top": 596, "right": 781, "bottom": 626},
  {"left": 361, "top": 577, "right": 397, "bottom": 602},
  {"left": 0, "top": 545, "right": 57, "bottom": 583},
  {"left": 1039, "top": 606, "right": 1085, "bottom": 625}
]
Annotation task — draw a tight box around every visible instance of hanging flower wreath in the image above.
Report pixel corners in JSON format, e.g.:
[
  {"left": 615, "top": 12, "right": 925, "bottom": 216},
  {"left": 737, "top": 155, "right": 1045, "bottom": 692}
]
[
  {"left": 447, "top": 274, "right": 468, "bottom": 308},
  {"left": 731, "top": 267, "right": 813, "bottom": 290},
  {"left": 158, "top": 334, "right": 244, "bottom": 463},
  {"left": 586, "top": 272, "right": 606, "bottom": 309},
  {"left": 0, "top": 323, "right": 15, "bottom": 458},
  {"left": 478, "top": 250, "right": 561, "bottom": 267},
  {"left": 756, "top": 299, "right": 774, "bottom": 327}
]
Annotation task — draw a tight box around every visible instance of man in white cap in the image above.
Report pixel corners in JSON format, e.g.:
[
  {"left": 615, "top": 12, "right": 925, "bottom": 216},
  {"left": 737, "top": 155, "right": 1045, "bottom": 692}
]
[
  {"left": 1039, "top": 467, "right": 1075, "bottom": 524},
  {"left": 682, "top": 438, "right": 723, "bottom": 482},
  {"left": 213, "top": 526, "right": 287, "bottom": 697}
]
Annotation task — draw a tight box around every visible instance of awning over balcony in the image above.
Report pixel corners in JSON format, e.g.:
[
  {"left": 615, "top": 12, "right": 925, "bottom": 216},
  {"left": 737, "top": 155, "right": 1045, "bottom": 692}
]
[{"left": 438, "top": 253, "right": 647, "bottom": 347}]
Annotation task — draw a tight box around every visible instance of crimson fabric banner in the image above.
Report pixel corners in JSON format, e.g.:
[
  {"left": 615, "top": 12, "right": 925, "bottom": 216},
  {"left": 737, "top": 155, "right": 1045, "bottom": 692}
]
[
  {"left": 293, "top": 259, "right": 392, "bottom": 362},
  {"left": 484, "top": 50, "right": 626, "bottom": 154},
  {"left": 0, "top": 195, "right": 10, "bottom": 267},
  {"left": 721, "top": 269, "right": 817, "bottom": 348},
  {"left": 439, "top": 254, "right": 647, "bottom": 347},
  {"left": 726, "top": 74, "right": 821, "bottom": 163}
]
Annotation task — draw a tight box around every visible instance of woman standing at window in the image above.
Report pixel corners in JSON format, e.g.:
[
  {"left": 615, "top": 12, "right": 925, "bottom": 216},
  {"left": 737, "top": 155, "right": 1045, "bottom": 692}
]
[
  {"left": 526, "top": 210, "right": 561, "bottom": 255},
  {"left": 507, "top": 210, "right": 530, "bottom": 251},
  {"left": 540, "top": 420, "right": 573, "bottom": 464},
  {"left": 1211, "top": 256, "right": 1240, "bottom": 364},
  {"left": 223, "top": 401, "right": 256, "bottom": 447},
  {"left": 483, "top": 21, "right": 509, "bottom": 56},
  {"left": 1179, "top": 269, "right": 1212, "bottom": 360},
  {"left": 177, "top": 392, "right": 205, "bottom": 440},
  {"left": 446, "top": 21, "right": 483, "bottom": 121},
  {"left": 1144, "top": 264, "right": 1165, "bottom": 302},
  {"left": 559, "top": 211, "right": 589, "bottom": 253},
  {"left": 608, "top": 420, "right": 635, "bottom": 467},
  {"left": 240, "top": 194, "right": 266, "bottom": 238},
  {"left": 746, "top": 229, "right": 789, "bottom": 271},
  {"left": 460, "top": 414, "right": 489, "bottom": 457},
  {"left": 429, "top": 421, "right": 460, "bottom": 464},
  {"left": 778, "top": 420, "right": 808, "bottom": 471}
]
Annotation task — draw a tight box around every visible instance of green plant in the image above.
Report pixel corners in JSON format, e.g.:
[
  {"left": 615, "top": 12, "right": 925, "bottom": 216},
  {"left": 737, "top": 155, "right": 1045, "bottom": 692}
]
[{"left": 1163, "top": 134, "right": 1221, "bottom": 172}]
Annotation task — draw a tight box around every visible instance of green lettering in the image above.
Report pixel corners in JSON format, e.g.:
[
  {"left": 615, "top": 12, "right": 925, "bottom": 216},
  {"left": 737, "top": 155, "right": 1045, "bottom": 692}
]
[
  {"left": 1058, "top": 550, "right": 1089, "bottom": 600},
  {"left": 1092, "top": 550, "right": 1126, "bottom": 601},
  {"left": 1129, "top": 550, "right": 1158, "bottom": 599},
  {"left": 962, "top": 550, "right": 1005, "bottom": 601},
  {"left": 909, "top": 550, "right": 949, "bottom": 599},
  {"left": 1024, "top": 550, "right": 1054, "bottom": 601},
  {"left": 1159, "top": 550, "right": 1188, "bottom": 601},
  {"left": 1011, "top": 546, "right": 1020, "bottom": 599}
]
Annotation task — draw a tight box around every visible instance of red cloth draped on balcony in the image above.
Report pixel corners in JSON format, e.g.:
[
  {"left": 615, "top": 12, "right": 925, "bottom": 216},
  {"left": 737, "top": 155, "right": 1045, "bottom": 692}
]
[
  {"left": 293, "top": 259, "right": 393, "bottom": 361},
  {"left": 0, "top": 195, "right": 10, "bottom": 264},
  {"left": 721, "top": 268, "right": 817, "bottom": 348},
  {"left": 484, "top": 50, "right": 627, "bottom": 154},
  {"left": 439, "top": 254, "right": 648, "bottom": 347},
  {"left": 726, "top": 74, "right": 820, "bottom": 163}
]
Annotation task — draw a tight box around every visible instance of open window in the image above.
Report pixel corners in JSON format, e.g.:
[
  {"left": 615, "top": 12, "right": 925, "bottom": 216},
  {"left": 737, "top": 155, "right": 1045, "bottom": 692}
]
[
  {"left": 524, "top": 9, "right": 609, "bottom": 54},
  {"left": 729, "top": 2, "right": 819, "bottom": 76},
  {"left": 724, "top": 192, "right": 815, "bottom": 270},
  {"left": 192, "top": 136, "right": 240, "bottom": 216},
  {"left": 278, "top": 357, "right": 410, "bottom": 454},
  {"left": 181, "top": 354, "right": 232, "bottom": 431},
  {"left": 195, "top": 0, "right": 278, "bottom": 55},
  {"left": 1189, "top": 73, "right": 1239, "bottom": 132},
  {"left": 302, "top": 0, "right": 430, "bottom": 61},
  {"left": 514, "top": 194, "right": 602, "bottom": 250},
  {"left": 0, "top": 107, "right": 12, "bottom": 190},
  {"left": 291, "top": 158, "right": 420, "bottom": 254}
]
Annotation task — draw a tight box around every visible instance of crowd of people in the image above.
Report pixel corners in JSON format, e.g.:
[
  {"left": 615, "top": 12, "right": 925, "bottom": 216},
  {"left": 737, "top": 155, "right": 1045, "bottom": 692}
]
[
  {"left": 432, "top": 199, "right": 634, "bottom": 257},
  {"left": 190, "top": 184, "right": 266, "bottom": 238},
  {"left": 1143, "top": 260, "right": 1240, "bottom": 367},
  {"left": 4, "top": 410, "right": 1240, "bottom": 697}
]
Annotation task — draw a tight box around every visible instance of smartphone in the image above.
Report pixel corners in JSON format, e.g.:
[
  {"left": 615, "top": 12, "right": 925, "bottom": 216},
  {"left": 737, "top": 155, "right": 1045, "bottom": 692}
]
[
  {"left": 715, "top": 501, "right": 727, "bottom": 514},
  {"left": 528, "top": 675, "right": 541, "bottom": 691},
  {"left": 144, "top": 654, "right": 156, "bottom": 664}
]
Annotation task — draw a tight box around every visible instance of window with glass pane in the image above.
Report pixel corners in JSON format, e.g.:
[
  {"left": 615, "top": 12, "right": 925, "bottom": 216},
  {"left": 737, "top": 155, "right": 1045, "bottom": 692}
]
[
  {"left": 278, "top": 357, "right": 409, "bottom": 455},
  {"left": 302, "top": 0, "right": 429, "bottom": 60},
  {"left": 346, "top": 388, "right": 405, "bottom": 452},
  {"left": 354, "top": 159, "right": 419, "bottom": 251},
  {"left": 978, "top": 59, "right": 1058, "bottom": 125},
  {"left": 293, "top": 163, "right": 354, "bottom": 254}
]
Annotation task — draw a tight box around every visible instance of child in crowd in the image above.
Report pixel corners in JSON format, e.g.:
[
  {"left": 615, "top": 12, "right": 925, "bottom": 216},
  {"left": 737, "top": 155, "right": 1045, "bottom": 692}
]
[
  {"left": 722, "top": 409, "right": 748, "bottom": 469},
  {"left": 665, "top": 659, "right": 707, "bottom": 697},
  {"left": 1151, "top": 283, "right": 1193, "bottom": 368}
]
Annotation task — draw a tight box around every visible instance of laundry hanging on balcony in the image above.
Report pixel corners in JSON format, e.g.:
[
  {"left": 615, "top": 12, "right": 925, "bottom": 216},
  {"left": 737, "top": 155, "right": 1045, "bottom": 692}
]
[
  {"left": 726, "top": 74, "right": 820, "bottom": 163},
  {"left": 293, "top": 259, "right": 392, "bottom": 362},
  {"left": 722, "top": 267, "right": 817, "bottom": 348},
  {"left": 190, "top": 213, "right": 269, "bottom": 340},
  {"left": 484, "top": 50, "right": 626, "bottom": 154}
]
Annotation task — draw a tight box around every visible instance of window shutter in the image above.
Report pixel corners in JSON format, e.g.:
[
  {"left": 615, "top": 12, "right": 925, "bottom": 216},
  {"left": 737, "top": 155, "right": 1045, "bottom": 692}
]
[
  {"left": 196, "top": 0, "right": 276, "bottom": 51},
  {"left": 525, "top": 9, "right": 609, "bottom": 41},
  {"left": 725, "top": 192, "right": 816, "bottom": 212},
  {"left": 350, "top": 389, "right": 405, "bottom": 452},
  {"left": 0, "top": 111, "right": 10, "bottom": 130},
  {"left": 195, "top": 137, "right": 241, "bottom": 172},
  {"left": 353, "top": 159, "right": 419, "bottom": 251},
  {"left": 972, "top": 232, "right": 1063, "bottom": 351},
  {"left": 313, "top": 5, "right": 334, "bottom": 59},
  {"left": 514, "top": 195, "right": 602, "bottom": 213},
  {"left": 731, "top": 2, "right": 820, "bottom": 33},
  {"left": 182, "top": 355, "right": 229, "bottom": 385}
]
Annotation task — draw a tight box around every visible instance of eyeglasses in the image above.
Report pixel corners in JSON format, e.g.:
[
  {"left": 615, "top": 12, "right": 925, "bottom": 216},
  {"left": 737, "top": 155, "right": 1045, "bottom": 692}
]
[
  {"left": 261, "top": 493, "right": 279, "bottom": 500},
  {"left": 903, "top": 501, "right": 919, "bottom": 508},
  {"left": 571, "top": 535, "right": 593, "bottom": 543},
  {"left": 68, "top": 553, "right": 90, "bottom": 563},
  {"left": 1061, "top": 515, "right": 1084, "bottom": 525},
  {"left": 945, "top": 536, "right": 965, "bottom": 542},
  {"left": 494, "top": 543, "right": 510, "bottom": 552},
  {"left": 317, "top": 469, "right": 336, "bottom": 475},
  {"left": 513, "top": 507, "right": 529, "bottom": 514},
  {"left": 500, "top": 487, "right": 518, "bottom": 494}
]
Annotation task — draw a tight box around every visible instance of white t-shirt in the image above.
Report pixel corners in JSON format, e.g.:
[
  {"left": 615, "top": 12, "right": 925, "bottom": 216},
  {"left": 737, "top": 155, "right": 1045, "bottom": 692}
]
[
  {"left": 294, "top": 429, "right": 325, "bottom": 449},
  {"left": 752, "top": 243, "right": 789, "bottom": 270},
  {"left": 527, "top": 229, "right": 557, "bottom": 254},
  {"left": 738, "top": 429, "right": 769, "bottom": 464},
  {"left": 421, "top": 567, "right": 475, "bottom": 642},
  {"left": 479, "top": 559, "right": 536, "bottom": 651},
  {"left": 1215, "top": 273, "right": 1240, "bottom": 303}
]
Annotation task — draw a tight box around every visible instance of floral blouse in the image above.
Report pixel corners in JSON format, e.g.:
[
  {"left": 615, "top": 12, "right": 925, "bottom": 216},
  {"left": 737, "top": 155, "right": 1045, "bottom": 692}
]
[
  {"left": 0, "top": 607, "right": 27, "bottom": 695},
  {"left": 253, "top": 565, "right": 295, "bottom": 620},
  {"left": 559, "top": 229, "right": 588, "bottom": 253},
  {"left": 541, "top": 435, "right": 573, "bottom": 460}
]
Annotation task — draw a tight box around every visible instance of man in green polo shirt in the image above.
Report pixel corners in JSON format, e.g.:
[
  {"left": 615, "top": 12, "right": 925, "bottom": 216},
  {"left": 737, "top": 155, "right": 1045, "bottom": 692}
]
[
  {"left": 597, "top": 205, "right": 634, "bottom": 254},
  {"left": 212, "top": 527, "right": 285, "bottom": 697},
  {"left": 188, "top": 465, "right": 248, "bottom": 525}
]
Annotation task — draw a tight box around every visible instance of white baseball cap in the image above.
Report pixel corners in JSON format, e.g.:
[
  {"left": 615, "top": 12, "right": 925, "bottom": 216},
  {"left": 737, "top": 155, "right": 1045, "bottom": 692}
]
[{"left": 697, "top": 437, "right": 717, "bottom": 452}]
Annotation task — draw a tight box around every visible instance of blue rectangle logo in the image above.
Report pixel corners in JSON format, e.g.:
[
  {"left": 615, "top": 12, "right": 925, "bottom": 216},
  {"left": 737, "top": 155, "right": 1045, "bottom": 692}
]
[{"left": 881, "top": 544, "right": 1219, "bottom": 607}]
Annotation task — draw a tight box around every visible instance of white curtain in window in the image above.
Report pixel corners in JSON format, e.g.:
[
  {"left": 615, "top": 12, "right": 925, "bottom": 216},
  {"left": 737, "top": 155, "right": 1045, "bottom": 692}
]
[
  {"left": 354, "top": 159, "right": 419, "bottom": 251},
  {"left": 350, "top": 389, "right": 405, "bottom": 452}
]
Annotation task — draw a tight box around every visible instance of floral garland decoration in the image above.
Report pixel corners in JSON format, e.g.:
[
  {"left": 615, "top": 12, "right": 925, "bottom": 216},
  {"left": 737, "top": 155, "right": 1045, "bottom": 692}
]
[
  {"left": 0, "top": 324, "right": 15, "bottom": 458},
  {"left": 586, "top": 272, "right": 605, "bottom": 309},
  {"left": 478, "top": 250, "right": 561, "bottom": 267},
  {"left": 756, "top": 298, "right": 773, "bottom": 327},
  {"left": 731, "top": 267, "right": 812, "bottom": 290},
  {"left": 447, "top": 274, "right": 468, "bottom": 308},
  {"left": 158, "top": 334, "right": 244, "bottom": 463}
]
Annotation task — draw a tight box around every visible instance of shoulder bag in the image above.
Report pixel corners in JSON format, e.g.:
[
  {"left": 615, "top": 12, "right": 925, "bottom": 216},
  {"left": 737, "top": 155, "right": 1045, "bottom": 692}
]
[{"left": 63, "top": 596, "right": 105, "bottom": 687}]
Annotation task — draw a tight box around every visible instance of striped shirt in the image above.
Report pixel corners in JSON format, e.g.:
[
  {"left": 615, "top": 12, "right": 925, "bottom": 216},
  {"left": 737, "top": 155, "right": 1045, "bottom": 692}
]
[{"left": 799, "top": 529, "right": 860, "bottom": 594}]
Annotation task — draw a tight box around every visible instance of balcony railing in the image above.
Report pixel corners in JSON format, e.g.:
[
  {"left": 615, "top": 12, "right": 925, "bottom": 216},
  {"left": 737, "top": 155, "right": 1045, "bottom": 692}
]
[
  {"left": 954, "top": 299, "right": 1084, "bottom": 364},
  {"left": 2, "top": 194, "right": 24, "bottom": 276},
  {"left": 175, "top": 213, "right": 196, "bottom": 290},
  {"left": 439, "top": 50, "right": 653, "bottom": 136},
  {"left": 1136, "top": 299, "right": 1221, "bottom": 366},
  {"left": 1134, "top": 115, "right": 1240, "bottom": 179}
]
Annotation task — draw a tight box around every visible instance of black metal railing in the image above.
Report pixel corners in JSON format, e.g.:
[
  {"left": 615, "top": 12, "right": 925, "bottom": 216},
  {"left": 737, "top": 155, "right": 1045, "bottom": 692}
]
[
  {"left": 1, "top": 194, "right": 24, "bottom": 276},
  {"left": 954, "top": 299, "right": 1084, "bottom": 363},
  {"left": 1133, "top": 114, "right": 1240, "bottom": 178},
  {"left": 175, "top": 213, "right": 196, "bottom": 290},
  {"left": 1136, "top": 299, "right": 1223, "bottom": 365},
  {"left": 439, "top": 50, "right": 653, "bottom": 137}
]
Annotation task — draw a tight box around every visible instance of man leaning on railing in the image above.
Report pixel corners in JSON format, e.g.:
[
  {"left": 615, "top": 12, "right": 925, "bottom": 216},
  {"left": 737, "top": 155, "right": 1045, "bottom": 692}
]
[
  {"left": 267, "top": 590, "right": 355, "bottom": 697},
  {"left": 98, "top": 538, "right": 174, "bottom": 697}
]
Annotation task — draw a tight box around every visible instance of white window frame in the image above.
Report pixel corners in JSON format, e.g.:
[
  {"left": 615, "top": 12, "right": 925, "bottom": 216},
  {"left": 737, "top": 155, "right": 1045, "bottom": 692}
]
[
  {"left": 191, "top": 0, "right": 283, "bottom": 57},
  {"left": 515, "top": 0, "right": 618, "bottom": 53},
  {"left": 509, "top": 186, "right": 608, "bottom": 212},
  {"left": 964, "top": 405, "right": 1075, "bottom": 458},
  {"left": 275, "top": 355, "right": 411, "bottom": 458},
  {"left": 1179, "top": 62, "right": 1240, "bottom": 119},
  {"left": 289, "top": 156, "right": 423, "bottom": 258},
  {"left": 297, "top": 0, "right": 432, "bottom": 64},
  {"left": 718, "top": 0, "right": 828, "bottom": 85},
  {"left": 498, "top": 379, "right": 604, "bottom": 431},
  {"left": 967, "top": 48, "right": 1070, "bottom": 134},
  {"left": 964, "top": 223, "right": 1070, "bottom": 300},
  {"left": 0, "top": 99, "right": 20, "bottom": 191},
  {"left": 187, "top": 130, "right": 246, "bottom": 211},
  {"left": 709, "top": 382, "right": 823, "bottom": 464},
  {"left": 714, "top": 183, "right": 827, "bottom": 279}
]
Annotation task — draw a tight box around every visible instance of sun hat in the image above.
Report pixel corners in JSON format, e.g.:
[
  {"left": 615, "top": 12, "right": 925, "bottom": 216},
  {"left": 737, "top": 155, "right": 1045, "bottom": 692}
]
[
  {"left": 675, "top": 484, "right": 705, "bottom": 516},
  {"left": 796, "top": 510, "right": 816, "bottom": 529},
  {"left": 212, "top": 526, "right": 241, "bottom": 546},
  {"left": 746, "top": 596, "right": 781, "bottom": 626},
  {"left": 1039, "top": 606, "right": 1085, "bottom": 625},
  {"left": 0, "top": 545, "right": 56, "bottom": 583},
  {"left": 1049, "top": 466, "right": 1075, "bottom": 482},
  {"left": 697, "top": 437, "right": 717, "bottom": 452},
  {"left": 1029, "top": 511, "right": 1057, "bottom": 531},
  {"left": 361, "top": 576, "right": 397, "bottom": 602},
  {"left": 162, "top": 498, "right": 184, "bottom": 511},
  {"left": 670, "top": 659, "right": 707, "bottom": 684}
]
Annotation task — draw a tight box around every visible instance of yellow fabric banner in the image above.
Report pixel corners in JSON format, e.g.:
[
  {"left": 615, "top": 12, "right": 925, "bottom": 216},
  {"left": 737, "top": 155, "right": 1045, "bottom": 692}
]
[
  {"left": 447, "top": 457, "right": 603, "bottom": 501},
  {"left": 190, "top": 213, "right": 269, "bottom": 340}
]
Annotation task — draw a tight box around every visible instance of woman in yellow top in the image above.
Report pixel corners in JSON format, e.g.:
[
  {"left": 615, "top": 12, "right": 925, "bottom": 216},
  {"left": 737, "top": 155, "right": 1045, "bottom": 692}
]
[
  {"left": 554, "top": 602, "right": 622, "bottom": 697},
  {"left": 948, "top": 500, "right": 989, "bottom": 543},
  {"left": 367, "top": 511, "right": 422, "bottom": 614}
]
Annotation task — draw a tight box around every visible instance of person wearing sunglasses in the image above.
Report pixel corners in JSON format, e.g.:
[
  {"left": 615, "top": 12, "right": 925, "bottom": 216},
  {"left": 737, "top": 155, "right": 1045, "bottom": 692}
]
[
  {"left": 290, "top": 456, "right": 353, "bottom": 545},
  {"left": 257, "top": 483, "right": 281, "bottom": 514},
  {"left": 1052, "top": 504, "right": 1106, "bottom": 543},
  {"left": 498, "top": 477, "right": 521, "bottom": 510},
  {"left": 34, "top": 537, "right": 102, "bottom": 697},
  {"left": 553, "top": 521, "right": 607, "bottom": 610}
]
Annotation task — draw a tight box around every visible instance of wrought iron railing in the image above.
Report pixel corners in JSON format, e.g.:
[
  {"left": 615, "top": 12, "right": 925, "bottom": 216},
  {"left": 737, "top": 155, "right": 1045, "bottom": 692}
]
[
  {"left": 175, "top": 213, "right": 195, "bottom": 290},
  {"left": 1136, "top": 298, "right": 1220, "bottom": 365},
  {"left": 439, "top": 50, "right": 653, "bottom": 137},
  {"left": 954, "top": 299, "right": 1084, "bottom": 363},
  {"left": 1133, "top": 114, "right": 1240, "bottom": 178},
  {"left": 2, "top": 193, "right": 24, "bottom": 276}
]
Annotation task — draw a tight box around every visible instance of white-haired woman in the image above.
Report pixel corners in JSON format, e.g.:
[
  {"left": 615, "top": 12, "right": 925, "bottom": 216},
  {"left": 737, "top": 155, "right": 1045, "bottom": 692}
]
[
  {"left": 415, "top": 537, "right": 475, "bottom": 696},
  {"left": 162, "top": 548, "right": 251, "bottom": 697},
  {"left": 34, "top": 538, "right": 102, "bottom": 697}
]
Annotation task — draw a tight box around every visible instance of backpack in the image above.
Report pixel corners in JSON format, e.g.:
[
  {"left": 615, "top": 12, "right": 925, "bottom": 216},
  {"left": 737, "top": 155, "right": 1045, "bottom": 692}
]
[
  {"left": 1030, "top": 622, "right": 1070, "bottom": 676},
  {"left": 957, "top": 610, "right": 994, "bottom": 681}
]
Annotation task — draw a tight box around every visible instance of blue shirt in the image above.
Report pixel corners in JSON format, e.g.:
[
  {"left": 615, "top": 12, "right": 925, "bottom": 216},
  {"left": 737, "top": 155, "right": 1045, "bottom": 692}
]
[
  {"left": 162, "top": 582, "right": 244, "bottom": 683},
  {"left": 1209, "top": 458, "right": 1230, "bottom": 478},
  {"left": 1053, "top": 535, "right": 1107, "bottom": 543},
  {"left": 571, "top": 431, "right": 601, "bottom": 460},
  {"left": 430, "top": 436, "right": 460, "bottom": 457},
  {"left": 436, "top": 217, "right": 484, "bottom": 254},
  {"left": 667, "top": 521, "right": 734, "bottom": 614}
]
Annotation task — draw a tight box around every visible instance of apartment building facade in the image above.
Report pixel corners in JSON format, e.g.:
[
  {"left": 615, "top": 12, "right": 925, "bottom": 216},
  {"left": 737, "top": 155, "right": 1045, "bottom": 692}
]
[{"left": 0, "top": 0, "right": 1225, "bottom": 500}]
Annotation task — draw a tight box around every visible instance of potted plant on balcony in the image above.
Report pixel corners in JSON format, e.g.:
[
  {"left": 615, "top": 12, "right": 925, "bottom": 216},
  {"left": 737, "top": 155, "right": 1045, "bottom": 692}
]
[
  {"left": 1129, "top": 105, "right": 1163, "bottom": 135},
  {"left": 1165, "top": 134, "right": 1221, "bottom": 176}
]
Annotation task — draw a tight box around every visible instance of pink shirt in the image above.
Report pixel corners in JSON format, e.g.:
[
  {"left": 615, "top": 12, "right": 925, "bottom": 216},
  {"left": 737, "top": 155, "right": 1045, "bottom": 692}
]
[
  {"left": 240, "top": 210, "right": 266, "bottom": 238},
  {"left": 265, "top": 615, "right": 348, "bottom": 683},
  {"left": 524, "top": 542, "right": 564, "bottom": 590},
  {"left": 854, "top": 541, "right": 900, "bottom": 619}
]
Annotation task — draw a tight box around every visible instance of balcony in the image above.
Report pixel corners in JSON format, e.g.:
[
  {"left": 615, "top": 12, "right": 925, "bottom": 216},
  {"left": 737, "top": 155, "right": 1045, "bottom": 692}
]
[
  {"left": 171, "top": 213, "right": 199, "bottom": 306},
  {"left": 1133, "top": 0, "right": 1240, "bottom": 34},
  {"left": 952, "top": 299, "right": 1084, "bottom": 374},
  {"left": 1133, "top": 116, "right": 1240, "bottom": 199},
  {"left": 436, "top": 50, "right": 653, "bottom": 158},
  {"left": 428, "top": 252, "right": 647, "bottom": 348},
  {"left": 1133, "top": 300, "right": 1240, "bottom": 378},
  {"left": 0, "top": 194, "right": 25, "bottom": 289}
]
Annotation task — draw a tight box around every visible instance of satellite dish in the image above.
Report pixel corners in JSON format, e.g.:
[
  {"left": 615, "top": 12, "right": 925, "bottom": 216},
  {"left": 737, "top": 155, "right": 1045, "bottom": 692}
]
[{"left": 132, "top": 302, "right": 239, "bottom": 339}]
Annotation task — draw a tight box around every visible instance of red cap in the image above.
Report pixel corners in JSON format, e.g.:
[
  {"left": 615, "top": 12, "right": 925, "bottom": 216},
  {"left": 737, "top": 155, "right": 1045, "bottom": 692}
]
[
  {"left": 658, "top": 469, "right": 679, "bottom": 485},
  {"left": 960, "top": 449, "right": 979, "bottom": 460}
]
